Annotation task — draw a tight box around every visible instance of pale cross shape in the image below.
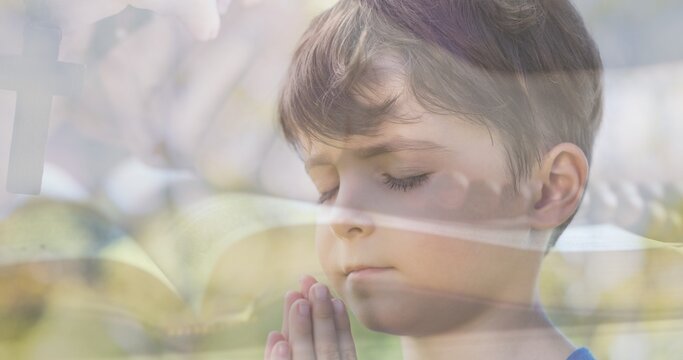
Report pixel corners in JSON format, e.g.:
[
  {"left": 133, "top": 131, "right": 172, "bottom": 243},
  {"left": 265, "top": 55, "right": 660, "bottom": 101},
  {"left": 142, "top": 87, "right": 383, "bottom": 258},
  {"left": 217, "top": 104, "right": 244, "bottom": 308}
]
[{"left": 0, "top": 21, "right": 84, "bottom": 194}]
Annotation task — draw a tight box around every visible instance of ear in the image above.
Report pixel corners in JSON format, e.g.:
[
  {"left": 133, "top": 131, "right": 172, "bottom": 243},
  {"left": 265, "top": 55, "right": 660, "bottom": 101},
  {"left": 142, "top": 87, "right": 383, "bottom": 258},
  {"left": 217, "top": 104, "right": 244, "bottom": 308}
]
[{"left": 529, "top": 143, "right": 588, "bottom": 229}]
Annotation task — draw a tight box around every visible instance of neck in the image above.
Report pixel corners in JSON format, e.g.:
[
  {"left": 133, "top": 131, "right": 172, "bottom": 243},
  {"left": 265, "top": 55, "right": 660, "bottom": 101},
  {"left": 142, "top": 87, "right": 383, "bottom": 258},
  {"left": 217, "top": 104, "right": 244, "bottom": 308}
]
[{"left": 400, "top": 297, "right": 575, "bottom": 360}]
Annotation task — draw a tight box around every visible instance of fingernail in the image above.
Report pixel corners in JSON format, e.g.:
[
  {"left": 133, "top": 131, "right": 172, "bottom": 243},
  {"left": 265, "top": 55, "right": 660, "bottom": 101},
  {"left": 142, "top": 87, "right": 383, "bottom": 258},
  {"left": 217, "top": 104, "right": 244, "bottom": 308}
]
[
  {"left": 298, "top": 301, "right": 310, "bottom": 316},
  {"left": 314, "top": 285, "right": 328, "bottom": 301},
  {"left": 276, "top": 341, "right": 289, "bottom": 357},
  {"left": 332, "top": 298, "right": 345, "bottom": 314}
]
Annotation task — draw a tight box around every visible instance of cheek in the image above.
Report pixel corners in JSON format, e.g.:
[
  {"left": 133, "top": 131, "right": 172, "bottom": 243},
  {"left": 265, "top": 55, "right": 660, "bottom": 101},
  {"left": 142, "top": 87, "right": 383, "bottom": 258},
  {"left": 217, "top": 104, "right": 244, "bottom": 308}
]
[
  {"left": 398, "top": 234, "right": 538, "bottom": 299},
  {"left": 314, "top": 224, "right": 339, "bottom": 277},
  {"left": 421, "top": 172, "right": 529, "bottom": 223},
  {"left": 375, "top": 171, "right": 486, "bottom": 224},
  {"left": 410, "top": 172, "right": 469, "bottom": 221},
  {"left": 356, "top": 181, "right": 455, "bottom": 225},
  {"left": 397, "top": 235, "right": 476, "bottom": 285}
]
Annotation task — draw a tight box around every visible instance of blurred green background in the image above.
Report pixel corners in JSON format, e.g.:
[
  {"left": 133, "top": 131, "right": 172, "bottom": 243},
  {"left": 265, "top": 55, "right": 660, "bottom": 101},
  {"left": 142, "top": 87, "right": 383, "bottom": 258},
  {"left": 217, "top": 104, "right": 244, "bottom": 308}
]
[{"left": 1, "top": 0, "right": 682, "bottom": 359}]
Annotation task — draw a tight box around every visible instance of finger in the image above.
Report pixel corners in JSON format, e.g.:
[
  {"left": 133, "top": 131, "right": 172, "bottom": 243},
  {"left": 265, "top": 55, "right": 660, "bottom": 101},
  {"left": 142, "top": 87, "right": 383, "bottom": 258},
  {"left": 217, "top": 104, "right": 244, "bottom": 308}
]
[
  {"left": 129, "top": 0, "right": 221, "bottom": 41},
  {"left": 332, "top": 298, "right": 358, "bottom": 360},
  {"left": 309, "top": 283, "right": 340, "bottom": 360},
  {"left": 289, "top": 299, "right": 315, "bottom": 360},
  {"left": 265, "top": 331, "right": 285, "bottom": 360},
  {"left": 49, "top": 0, "right": 128, "bottom": 31},
  {"left": 272, "top": 340, "right": 291, "bottom": 360},
  {"left": 282, "top": 291, "right": 304, "bottom": 338},
  {"left": 172, "top": 0, "right": 221, "bottom": 41},
  {"left": 299, "top": 275, "right": 318, "bottom": 300}
]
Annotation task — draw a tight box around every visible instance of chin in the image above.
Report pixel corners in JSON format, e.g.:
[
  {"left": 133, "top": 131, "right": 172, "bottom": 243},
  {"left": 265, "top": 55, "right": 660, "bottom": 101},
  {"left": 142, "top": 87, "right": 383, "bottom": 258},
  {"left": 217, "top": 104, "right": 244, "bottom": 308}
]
[
  {"left": 350, "top": 298, "right": 419, "bottom": 336},
  {"left": 346, "top": 287, "right": 491, "bottom": 337}
]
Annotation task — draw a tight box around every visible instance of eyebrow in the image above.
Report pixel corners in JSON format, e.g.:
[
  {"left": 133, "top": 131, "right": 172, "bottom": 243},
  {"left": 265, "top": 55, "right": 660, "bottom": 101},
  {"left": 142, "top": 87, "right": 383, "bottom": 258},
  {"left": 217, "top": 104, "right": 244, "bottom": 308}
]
[{"left": 304, "top": 136, "right": 450, "bottom": 171}]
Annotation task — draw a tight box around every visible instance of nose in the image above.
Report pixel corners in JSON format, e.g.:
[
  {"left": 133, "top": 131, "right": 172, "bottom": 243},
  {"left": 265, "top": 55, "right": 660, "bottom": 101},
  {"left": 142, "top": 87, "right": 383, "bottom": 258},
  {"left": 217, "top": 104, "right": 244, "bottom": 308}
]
[{"left": 327, "top": 203, "right": 376, "bottom": 241}]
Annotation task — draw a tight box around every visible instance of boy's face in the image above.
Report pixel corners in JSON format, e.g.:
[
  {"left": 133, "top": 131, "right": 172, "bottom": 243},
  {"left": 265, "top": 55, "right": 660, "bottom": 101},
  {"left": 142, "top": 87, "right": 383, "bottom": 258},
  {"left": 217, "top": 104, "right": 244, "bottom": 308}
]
[{"left": 302, "top": 99, "right": 546, "bottom": 336}]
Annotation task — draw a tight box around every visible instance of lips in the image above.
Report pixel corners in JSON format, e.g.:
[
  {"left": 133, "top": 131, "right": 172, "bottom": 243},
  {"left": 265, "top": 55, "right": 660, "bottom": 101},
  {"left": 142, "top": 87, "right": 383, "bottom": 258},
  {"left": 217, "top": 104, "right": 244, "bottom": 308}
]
[{"left": 344, "top": 265, "right": 393, "bottom": 275}]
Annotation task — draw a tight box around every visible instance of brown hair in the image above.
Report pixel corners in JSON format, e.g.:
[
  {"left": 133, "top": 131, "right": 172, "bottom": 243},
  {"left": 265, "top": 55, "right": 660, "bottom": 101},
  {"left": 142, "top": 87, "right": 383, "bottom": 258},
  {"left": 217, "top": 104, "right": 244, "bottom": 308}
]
[{"left": 278, "top": 0, "right": 603, "bottom": 247}]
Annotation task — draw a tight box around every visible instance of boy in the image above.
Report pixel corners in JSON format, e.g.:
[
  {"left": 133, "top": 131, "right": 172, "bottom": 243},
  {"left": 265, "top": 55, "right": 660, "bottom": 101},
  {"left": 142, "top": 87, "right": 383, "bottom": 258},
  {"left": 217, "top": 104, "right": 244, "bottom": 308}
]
[{"left": 265, "top": 0, "right": 602, "bottom": 359}]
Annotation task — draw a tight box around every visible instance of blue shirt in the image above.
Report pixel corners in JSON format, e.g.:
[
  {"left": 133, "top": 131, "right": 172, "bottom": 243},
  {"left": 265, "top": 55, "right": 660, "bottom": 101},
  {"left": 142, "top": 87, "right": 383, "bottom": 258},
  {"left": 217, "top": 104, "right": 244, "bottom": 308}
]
[{"left": 567, "top": 347, "right": 596, "bottom": 360}]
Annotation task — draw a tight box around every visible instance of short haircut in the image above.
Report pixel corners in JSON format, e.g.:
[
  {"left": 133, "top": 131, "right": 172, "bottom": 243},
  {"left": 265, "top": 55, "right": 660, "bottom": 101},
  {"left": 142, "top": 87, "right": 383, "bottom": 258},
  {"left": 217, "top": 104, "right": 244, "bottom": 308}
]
[{"left": 278, "top": 0, "right": 603, "bottom": 247}]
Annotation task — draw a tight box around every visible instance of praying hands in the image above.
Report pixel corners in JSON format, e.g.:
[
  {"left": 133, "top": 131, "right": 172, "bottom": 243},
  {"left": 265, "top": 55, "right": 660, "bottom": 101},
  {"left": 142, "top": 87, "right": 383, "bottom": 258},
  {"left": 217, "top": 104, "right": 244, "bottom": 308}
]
[
  {"left": 38, "top": 0, "right": 231, "bottom": 40},
  {"left": 265, "top": 275, "right": 358, "bottom": 360}
]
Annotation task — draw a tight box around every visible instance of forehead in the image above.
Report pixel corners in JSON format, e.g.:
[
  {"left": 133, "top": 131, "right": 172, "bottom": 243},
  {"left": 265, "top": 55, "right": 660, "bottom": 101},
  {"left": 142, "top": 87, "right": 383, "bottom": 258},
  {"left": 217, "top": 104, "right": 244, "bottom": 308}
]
[{"left": 301, "top": 109, "right": 500, "bottom": 170}]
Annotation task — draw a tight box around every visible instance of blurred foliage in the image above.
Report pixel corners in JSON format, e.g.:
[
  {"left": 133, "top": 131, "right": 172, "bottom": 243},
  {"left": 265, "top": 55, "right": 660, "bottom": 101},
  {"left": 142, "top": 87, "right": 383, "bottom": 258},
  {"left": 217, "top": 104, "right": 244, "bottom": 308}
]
[{"left": 1, "top": 0, "right": 682, "bottom": 359}]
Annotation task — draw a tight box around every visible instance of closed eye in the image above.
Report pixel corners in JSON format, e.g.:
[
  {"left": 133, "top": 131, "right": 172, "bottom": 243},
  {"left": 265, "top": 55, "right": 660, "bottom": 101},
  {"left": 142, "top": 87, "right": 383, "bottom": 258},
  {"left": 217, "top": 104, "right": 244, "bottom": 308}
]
[
  {"left": 316, "top": 173, "right": 432, "bottom": 204},
  {"left": 318, "top": 186, "right": 339, "bottom": 204},
  {"left": 383, "top": 173, "right": 432, "bottom": 192}
]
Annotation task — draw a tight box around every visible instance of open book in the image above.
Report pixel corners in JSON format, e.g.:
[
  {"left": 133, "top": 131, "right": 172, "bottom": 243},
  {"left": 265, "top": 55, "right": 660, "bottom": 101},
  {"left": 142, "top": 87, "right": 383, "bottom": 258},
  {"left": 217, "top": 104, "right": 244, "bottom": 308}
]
[
  {"left": 1, "top": 192, "right": 682, "bottom": 358},
  {"left": 0, "top": 193, "right": 322, "bottom": 358}
]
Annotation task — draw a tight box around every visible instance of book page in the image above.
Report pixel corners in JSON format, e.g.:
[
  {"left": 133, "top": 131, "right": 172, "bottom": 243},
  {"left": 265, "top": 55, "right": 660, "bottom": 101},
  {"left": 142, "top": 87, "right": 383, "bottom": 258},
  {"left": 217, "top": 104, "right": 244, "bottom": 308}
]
[
  {"left": 136, "top": 192, "right": 319, "bottom": 313},
  {"left": 0, "top": 200, "right": 176, "bottom": 294}
]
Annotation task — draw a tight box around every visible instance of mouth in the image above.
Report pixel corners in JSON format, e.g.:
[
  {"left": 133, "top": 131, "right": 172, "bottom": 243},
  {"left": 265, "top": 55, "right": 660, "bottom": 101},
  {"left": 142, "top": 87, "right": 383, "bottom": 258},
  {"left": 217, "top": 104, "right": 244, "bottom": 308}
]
[{"left": 344, "top": 266, "right": 393, "bottom": 277}]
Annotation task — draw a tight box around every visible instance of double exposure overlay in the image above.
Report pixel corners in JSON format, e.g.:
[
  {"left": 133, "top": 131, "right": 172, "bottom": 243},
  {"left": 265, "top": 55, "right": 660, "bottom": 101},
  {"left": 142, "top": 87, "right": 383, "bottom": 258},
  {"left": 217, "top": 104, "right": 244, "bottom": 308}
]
[{"left": 1, "top": 1, "right": 682, "bottom": 359}]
